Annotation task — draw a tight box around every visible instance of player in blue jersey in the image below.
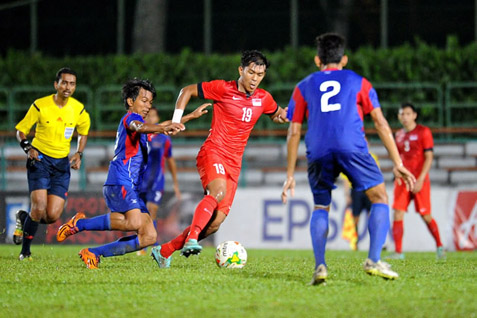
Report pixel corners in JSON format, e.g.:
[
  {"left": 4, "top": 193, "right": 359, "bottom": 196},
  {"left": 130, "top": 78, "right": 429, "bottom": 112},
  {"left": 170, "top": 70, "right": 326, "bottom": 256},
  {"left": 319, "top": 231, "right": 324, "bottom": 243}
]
[
  {"left": 136, "top": 106, "right": 182, "bottom": 255},
  {"left": 56, "top": 78, "right": 209, "bottom": 269},
  {"left": 281, "top": 33, "right": 415, "bottom": 284}
]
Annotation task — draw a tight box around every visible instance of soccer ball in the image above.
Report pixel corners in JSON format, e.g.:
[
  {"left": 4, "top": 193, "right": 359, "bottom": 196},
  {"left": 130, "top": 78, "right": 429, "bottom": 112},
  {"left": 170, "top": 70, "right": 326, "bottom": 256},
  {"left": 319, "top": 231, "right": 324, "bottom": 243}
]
[{"left": 215, "top": 241, "right": 247, "bottom": 268}]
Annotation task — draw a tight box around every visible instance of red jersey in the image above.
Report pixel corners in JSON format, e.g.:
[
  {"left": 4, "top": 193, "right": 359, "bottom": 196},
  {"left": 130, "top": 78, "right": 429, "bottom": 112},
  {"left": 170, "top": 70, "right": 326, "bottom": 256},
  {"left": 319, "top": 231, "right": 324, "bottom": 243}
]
[
  {"left": 395, "top": 124, "right": 434, "bottom": 176},
  {"left": 198, "top": 80, "right": 278, "bottom": 167}
]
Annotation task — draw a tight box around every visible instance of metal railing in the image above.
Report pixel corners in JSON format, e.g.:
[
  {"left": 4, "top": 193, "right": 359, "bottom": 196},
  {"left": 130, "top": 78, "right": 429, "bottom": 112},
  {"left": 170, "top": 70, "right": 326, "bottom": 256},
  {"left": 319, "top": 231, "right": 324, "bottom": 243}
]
[{"left": 1, "top": 82, "right": 475, "bottom": 132}]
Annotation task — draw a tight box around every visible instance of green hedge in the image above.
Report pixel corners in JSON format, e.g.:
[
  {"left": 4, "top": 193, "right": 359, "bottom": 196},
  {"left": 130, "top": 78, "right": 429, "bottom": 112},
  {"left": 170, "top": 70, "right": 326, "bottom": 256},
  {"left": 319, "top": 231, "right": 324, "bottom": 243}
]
[
  {"left": 1, "top": 37, "right": 476, "bottom": 89},
  {"left": 1, "top": 37, "right": 476, "bottom": 136}
]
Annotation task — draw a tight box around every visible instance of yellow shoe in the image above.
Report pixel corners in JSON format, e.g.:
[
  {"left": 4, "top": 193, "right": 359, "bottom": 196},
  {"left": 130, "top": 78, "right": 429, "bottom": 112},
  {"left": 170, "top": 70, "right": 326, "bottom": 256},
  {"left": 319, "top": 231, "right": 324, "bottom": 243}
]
[
  {"left": 18, "top": 253, "right": 33, "bottom": 261},
  {"left": 57, "top": 212, "right": 86, "bottom": 242},
  {"left": 13, "top": 210, "right": 28, "bottom": 245},
  {"left": 78, "top": 248, "right": 100, "bottom": 269},
  {"left": 310, "top": 264, "right": 328, "bottom": 285}
]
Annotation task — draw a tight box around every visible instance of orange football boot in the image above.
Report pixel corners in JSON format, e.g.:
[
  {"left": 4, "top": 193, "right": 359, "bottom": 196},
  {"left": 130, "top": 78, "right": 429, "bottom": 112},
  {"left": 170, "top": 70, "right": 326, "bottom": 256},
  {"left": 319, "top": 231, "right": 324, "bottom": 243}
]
[
  {"left": 78, "top": 248, "right": 100, "bottom": 269},
  {"left": 57, "top": 212, "right": 86, "bottom": 242}
]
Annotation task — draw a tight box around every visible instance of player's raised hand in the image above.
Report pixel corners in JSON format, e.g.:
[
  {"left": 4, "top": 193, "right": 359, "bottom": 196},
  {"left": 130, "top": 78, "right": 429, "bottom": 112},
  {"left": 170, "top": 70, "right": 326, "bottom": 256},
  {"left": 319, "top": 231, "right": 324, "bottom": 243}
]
[
  {"left": 163, "top": 122, "right": 185, "bottom": 136},
  {"left": 281, "top": 176, "right": 296, "bottom": 204},
  {"left": 190, "top": 103, "right": 211, "bottom": 119},
  {"left": 393, "top": 164, "right": 416, "bottom": 192}
]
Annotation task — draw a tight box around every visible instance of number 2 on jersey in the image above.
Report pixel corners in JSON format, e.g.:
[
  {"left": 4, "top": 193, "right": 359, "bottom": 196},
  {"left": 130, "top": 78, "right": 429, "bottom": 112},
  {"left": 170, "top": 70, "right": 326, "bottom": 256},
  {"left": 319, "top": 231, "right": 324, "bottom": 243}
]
[{"left": 320, "top": 80, "right": 341, "bottom": 112}]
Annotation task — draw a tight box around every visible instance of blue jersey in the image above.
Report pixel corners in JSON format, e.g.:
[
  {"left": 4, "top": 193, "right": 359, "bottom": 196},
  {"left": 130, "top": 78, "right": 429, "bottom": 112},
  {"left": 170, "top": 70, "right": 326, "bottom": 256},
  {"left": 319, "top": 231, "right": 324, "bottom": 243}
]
[
  {"left": 288, "top": 69, "right": 380, "bottom": 161},
  {"left": 104, "top": 112, "right": 148, "bottom": 189},
  {"left": 139, "top": 133, "right": 172, "bottom": 193}
]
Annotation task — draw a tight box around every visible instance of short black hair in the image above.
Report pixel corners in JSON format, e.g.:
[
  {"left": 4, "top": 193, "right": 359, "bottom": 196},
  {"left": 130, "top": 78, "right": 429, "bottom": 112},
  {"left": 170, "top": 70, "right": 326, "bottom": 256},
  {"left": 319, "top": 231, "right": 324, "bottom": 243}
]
[
  {"left": 122, "top": 78, "right": 156, "bottom": 110},
  {"left": 55, "top": 67, "right": 76, "bottom": 82},
  {"left": 241, "top": 50, "right": 270, "bottom": 70},
  {"left": 315, "top": 33, "right": 346, "bottom": 65},
  {"left": 400, "top": 102, "right": 417, "bottom": 113}
]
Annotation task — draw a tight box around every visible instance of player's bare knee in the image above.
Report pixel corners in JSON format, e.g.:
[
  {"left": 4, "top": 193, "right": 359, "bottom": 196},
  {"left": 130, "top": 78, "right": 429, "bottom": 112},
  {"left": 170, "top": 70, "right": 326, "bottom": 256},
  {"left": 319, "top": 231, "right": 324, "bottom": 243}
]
[
  {"left": 29, "top": 209, "right": 45, "bottom": 222},
  {"left": 140, "top": 233, "right": 156, "bottom": 247},
  {"left": 422, "top": 214, "right": 432, "bottom": 223},
  {"left": 314, "top": 205, "right": 330, "bottom": 211},
  {"left": 125, "top": 218, "right": 142, "bottom": 231},
  {"left": 367, "top": 189, "right": 388, "bottom": 204},
  {"left": 210, "top": 188, "right": 226, "bottom": 202}
]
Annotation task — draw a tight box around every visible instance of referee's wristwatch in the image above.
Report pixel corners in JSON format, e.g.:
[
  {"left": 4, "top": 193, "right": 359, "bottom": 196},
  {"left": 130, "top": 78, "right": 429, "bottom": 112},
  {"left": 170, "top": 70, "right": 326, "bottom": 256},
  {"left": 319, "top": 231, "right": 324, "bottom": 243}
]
[{"left": 76, "top": 151, "right": 83, "bottom": 159}]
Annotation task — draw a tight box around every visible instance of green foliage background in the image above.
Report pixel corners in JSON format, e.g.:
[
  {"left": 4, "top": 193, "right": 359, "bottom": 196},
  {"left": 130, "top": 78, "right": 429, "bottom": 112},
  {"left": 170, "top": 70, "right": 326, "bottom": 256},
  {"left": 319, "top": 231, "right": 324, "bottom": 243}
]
[
  {"left": 1, "top": 37, "right": 476, "bottom": 89},
  {"left": 1, "top": 37, "right": 476, "bottom": 132}
]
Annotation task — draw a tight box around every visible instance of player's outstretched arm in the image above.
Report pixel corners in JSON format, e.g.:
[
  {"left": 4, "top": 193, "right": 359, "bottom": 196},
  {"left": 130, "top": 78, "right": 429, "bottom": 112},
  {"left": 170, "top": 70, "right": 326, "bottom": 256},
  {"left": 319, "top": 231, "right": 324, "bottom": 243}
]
[
  {"left": 181, "top": 103, "right": 211, "bottom": 124},
  {"left": 282, "top": 122, "right": 301, "bottom": 204},
  {"left": 271, "top": 106, "right": 290, "bottom": 124},
  {"left": 129, "top": 120, "right": 185, "bottom": 135},
  {"left": 370, "top": 108, "right": 416, "bottom": 191}
]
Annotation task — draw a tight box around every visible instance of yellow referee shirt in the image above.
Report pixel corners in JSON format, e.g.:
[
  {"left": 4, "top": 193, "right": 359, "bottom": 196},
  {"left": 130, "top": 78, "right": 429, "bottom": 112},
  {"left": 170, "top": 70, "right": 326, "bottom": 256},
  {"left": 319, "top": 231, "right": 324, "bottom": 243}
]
[{"left": 15, "top": 94, "right": 91, "bottom": 158}]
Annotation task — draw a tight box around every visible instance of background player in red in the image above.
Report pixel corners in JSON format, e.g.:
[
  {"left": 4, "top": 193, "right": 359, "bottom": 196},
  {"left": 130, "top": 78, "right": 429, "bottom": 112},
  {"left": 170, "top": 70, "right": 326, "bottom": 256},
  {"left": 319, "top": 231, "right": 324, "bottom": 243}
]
[
  {"left": 151, "top": 50, "right": 288, "bottom": 268},
  {"left": 388, "top": 102, "right": 445, "bottom": 260}
]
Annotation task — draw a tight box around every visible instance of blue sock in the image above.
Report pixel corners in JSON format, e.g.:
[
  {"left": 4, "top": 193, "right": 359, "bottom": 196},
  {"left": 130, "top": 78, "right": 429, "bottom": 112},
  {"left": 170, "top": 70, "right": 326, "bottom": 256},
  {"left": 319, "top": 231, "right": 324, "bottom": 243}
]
[
  {"left": 76, "top": 213, "right": 111, "bottom": 231},
  {"left": 90, "top": 235, "right": 140, "bottom": 257},
  {"left": 310, "top": 209, "right": 329, "bottom": 268},
  {"left": 367, "top": 203, "right": 390, "bottom": 262}
]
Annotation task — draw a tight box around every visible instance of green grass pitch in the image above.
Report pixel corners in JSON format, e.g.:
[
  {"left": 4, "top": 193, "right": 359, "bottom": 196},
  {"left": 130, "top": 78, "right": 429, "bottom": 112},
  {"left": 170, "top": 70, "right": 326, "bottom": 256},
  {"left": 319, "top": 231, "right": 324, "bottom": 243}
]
[{"left": 1, "top": 245, "right": 476, "bottom": 318}]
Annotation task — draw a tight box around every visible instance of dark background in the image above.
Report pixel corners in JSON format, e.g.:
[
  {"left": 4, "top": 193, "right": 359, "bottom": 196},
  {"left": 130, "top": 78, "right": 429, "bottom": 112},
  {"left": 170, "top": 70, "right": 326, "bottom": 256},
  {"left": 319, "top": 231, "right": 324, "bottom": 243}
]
[{"left": 0, "top": 0, "right": 475, "bottom": 56}]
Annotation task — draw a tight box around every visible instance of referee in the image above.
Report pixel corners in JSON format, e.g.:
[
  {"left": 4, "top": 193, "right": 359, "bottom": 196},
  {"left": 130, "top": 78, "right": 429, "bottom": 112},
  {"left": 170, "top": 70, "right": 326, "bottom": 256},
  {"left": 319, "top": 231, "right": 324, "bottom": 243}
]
[{"left": 13, "top": 67, "right": 91, "bottom": 260}]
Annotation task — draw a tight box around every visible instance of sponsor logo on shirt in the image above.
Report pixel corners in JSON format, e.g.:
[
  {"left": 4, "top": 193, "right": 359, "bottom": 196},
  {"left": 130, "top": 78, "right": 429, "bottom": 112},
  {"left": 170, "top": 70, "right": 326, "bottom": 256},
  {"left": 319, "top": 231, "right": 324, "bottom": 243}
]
[
  {"left": 232, "top": 96, "right": 241, "bottom": 100},
  {"left": 252, "top": 99, "right": 262, "bottom": 107},
  {"left": 64, "top": 127, "right": 74, "bottom": 139},
  {"left": 410, "top": 135, "right": 418, "bottom": 141}
]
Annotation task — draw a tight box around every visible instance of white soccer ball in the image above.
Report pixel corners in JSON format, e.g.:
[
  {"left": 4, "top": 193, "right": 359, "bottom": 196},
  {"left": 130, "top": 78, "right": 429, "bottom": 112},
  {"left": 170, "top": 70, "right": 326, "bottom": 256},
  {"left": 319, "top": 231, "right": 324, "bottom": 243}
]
[{"left": 215, "top": 241, "right": 247, "bottom": 268}]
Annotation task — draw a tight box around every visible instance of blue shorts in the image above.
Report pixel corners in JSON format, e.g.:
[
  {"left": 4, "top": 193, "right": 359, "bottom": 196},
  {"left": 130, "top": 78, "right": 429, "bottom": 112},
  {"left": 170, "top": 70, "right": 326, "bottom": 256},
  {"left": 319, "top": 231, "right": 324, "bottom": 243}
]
[
  {"left": 308, "top": 152, "right": 383, "bottom": 206},
  {"left": 139, "top": 189, "right": 164, "bottom": 206},
  {"left": 27, "top": 151, "right": 70, "bottom": 199},
  {"left": 350, "top": 188, "right": 372, "bottom": 217},
  {"left": 103, "top": 185, "right": 148, "bottom": 214}
]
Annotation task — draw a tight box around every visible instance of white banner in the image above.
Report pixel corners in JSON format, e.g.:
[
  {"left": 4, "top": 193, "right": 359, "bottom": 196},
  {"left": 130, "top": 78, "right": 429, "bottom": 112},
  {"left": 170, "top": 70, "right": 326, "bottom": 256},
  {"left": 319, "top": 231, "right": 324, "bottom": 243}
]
[{"left": 216, "top": 185, "right": 456, "bottom": 252}]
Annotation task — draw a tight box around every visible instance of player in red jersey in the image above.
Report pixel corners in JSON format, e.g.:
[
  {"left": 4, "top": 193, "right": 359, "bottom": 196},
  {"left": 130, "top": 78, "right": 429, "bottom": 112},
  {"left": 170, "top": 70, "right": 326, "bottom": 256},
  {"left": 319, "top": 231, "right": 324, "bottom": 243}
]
[
  {"left": 151, "top": 50, "right": 288, "bottom": 268},
  {"left": 388, "top": 102, "right": 445, "bottom": 260}
]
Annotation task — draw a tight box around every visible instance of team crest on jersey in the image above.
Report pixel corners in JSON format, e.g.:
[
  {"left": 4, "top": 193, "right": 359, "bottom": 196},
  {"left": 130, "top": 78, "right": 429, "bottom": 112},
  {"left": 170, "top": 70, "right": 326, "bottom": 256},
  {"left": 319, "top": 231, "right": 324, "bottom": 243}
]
[
  {"left": 64, "top": 127, "right": 74, "bottom": 139},
  {"left": 252, "top": 99, "right": 262, "bottom": 107},
  {"left": 410, "top": 135, "right": 418, "bottom": 141}
]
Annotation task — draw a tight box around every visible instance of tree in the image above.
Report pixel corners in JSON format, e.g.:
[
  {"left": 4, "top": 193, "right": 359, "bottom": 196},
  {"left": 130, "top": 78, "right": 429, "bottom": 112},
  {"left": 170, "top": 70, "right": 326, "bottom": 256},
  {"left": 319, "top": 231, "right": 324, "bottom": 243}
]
[
  {"left": 319, "top": 0, "right": 353, "bottom": 39},
  {"left": 133, "top": 0, "right": 168, "bottom": 53}
]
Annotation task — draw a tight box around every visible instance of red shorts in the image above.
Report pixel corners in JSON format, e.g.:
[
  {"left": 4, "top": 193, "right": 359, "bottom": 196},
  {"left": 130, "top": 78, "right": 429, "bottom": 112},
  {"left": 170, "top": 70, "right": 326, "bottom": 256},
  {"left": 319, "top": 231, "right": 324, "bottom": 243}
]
[
  {"left": 196, "top": 149, "right": 239, "bottom": 215},
  {"left": 392, "top": 176, "right": 431, "bottom": 215}
]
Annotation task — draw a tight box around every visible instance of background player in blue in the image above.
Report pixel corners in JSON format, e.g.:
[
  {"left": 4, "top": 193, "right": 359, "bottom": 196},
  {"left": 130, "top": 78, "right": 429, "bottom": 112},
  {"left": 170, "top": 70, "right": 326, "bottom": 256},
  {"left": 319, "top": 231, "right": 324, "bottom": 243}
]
[
  {"left": 137, "top": 106, "right": 182, "bottom": 255},
  {"left": 281, "top": 33, "right": 416, "bottom": 284},
  {"left": 56, "top": 78, "right": 209, "bottom": 269}
]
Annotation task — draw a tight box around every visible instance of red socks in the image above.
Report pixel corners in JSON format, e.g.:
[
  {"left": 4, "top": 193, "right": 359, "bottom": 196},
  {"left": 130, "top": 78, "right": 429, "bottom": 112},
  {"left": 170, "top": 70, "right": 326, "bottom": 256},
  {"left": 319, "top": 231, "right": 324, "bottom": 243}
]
[
  {"left": 392, "top": 220, "right": 404, "bottom": 253},
  {"left": 187, "top": 195, "right": 218, "bottom": 241},
  {"left": 160, "top": 226, "right": 191, "bottom": 258},
  {"left": 159, "top": 195, "right": 219, "bottom": 258},
  {"left": 426, "top": 218, "right": 443, "bottom": 247}
]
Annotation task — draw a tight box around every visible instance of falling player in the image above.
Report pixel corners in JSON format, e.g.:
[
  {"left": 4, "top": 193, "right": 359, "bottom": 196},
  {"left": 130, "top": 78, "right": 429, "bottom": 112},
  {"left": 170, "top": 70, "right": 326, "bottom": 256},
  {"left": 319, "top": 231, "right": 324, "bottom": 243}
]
[{"left": 56, "top": 78, "right": 208, "bottom": 269}]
